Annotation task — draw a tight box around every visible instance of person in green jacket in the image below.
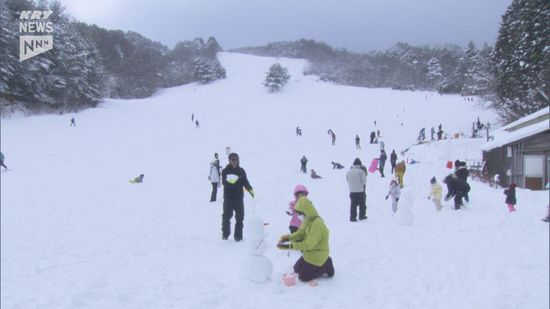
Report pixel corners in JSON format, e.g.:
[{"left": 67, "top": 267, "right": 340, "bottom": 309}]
[{"left": 277, "top": 196, "right": 335, "bottom": 282}]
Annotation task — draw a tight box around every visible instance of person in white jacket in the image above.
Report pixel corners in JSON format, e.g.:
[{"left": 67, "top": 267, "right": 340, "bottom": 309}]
[
  {"left": 208, "top": 156, "right": 221, "bottom": 202},
  {"left": 346, "top": 158, "right": 368, "bottom": 221},
  {"left": 386, "top": 179, "right": 401, "bottom": 213}
]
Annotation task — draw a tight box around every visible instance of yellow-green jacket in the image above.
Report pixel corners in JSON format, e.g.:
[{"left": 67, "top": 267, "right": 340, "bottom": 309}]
[
  {"left": 289, "top": 197, "right": 330, "bottom": 266},
  {"left": 429, "top": 183, "right": 442, "bottom": 200}
]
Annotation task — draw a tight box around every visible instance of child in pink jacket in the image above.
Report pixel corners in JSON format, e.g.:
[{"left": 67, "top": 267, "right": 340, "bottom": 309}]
[{"left": 287, "top": 184, "right": 309, "bottom": 233}]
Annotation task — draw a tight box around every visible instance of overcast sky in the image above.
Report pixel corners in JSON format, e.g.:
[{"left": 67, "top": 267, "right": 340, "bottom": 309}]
[{"left": 59, "top": 0, "right": 511, "bottom": 52}]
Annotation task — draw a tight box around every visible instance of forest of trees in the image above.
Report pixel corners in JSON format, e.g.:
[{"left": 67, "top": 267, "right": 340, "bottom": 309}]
[
  {"left": 0, "top": 0, "right": 224, "bottom": 114},
  {"left": 234, "top": 0, "right": 549, "bottom": 121},
  {"left": 1, "top": 0, "right": 548, "bottom": 121}
]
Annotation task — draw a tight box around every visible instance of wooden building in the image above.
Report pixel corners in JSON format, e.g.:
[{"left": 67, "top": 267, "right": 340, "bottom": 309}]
[{"left": 481, "top": 107, "right": 549, "bottom": 190}]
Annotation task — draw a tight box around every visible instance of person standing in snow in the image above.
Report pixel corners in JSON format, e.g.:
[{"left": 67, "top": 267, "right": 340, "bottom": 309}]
[
  {"left": 443, "top": 174, "right": 469, "bottom": 210},
  {"left": 222, "top": 152, "right": 254, "bottom": 241},
  {"left": 504, "top": 183, "right": 517, "bottom": 212},
  {"left": 454, "top": 161, "right": 470, "bottom": 202},
  {"left": 0, "top": 152, "right": 8, "bottom": 170},
  {"left": 346, "top": 158, "right": 368, "bottom": 221},
  {"left": 70, "top": 117, "right": 76, "bottom": 127},
  {"left": 208, "top": 156, "right": 221, "bottom": 202},
  {"left": 370, "top": 131, "right": 376, "bottom": 144},
  {"left": 331, "top": 131, "right": 336, "bottom": 145},
  {"left": 195, "top": 120, "right": 200, "bottom": 128},
  {"left": 395, "top": 160, "right": 406, "bottom": 188},
  {"left": 418, "top": 127, "right": 426, "bottom": 142},
  {"left": 379, "top": 149, "right": 387, "bottom": 178},
  {"left": 300, "top": 155, "right": 308, "bottom": 173},
  {"left": 277, "top": 196, "right": 335, "bottom": 282},
  {"left": 428, "top": 177, "right": 442, "bottom": 211},
  {"left": 296, "top": 126, "right": 302, "bottom": 136},
  {"left": 385, "top": 179, "right": 401, "bottom": 214},
  {"left": 286, "top": 185, "right": 308, "bottom": 233},
  {"left": 390, "top": 150, "right": 398, "bottom": 174},
  {"left": 355, "top": 134, "right": 361, "bottom": 150},
  {"left": 430, "top": 127, "right": 435, "bottom": 141},
  {"left": 191, "top": 113, "right": 194, "bottom": 121},
  {"left": 437, "top": 125, "right": 443, "bottom": 140}
]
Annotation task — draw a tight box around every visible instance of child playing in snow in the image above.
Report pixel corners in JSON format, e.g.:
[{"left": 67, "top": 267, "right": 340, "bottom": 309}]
[
  {"left": 385, "top": 179, "right": 401, "bottom": 213},
  {"left": 428, "top": 177, "right": 442, "bottom": 211},
  {"left": 287, "top": 185, "right": 308, "bottom": 233},
  {"left": 504, "top": 183, "right": 517, "bottom": 212},
  {"left": 310, "top": 169, "right": 322, "bottom": 179}
]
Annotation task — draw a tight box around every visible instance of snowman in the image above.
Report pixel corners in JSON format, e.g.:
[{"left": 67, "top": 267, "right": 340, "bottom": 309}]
[
  {"left": 395, "top": 191, "right": 414, "bottom": 226},
  {"left": 242, "top": 214, "right": 273, "bottom": 283}
]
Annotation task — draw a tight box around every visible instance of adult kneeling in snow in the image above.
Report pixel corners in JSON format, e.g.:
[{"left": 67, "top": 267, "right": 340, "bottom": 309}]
[{"left": 277, "top": 197, "right": 335, "bottom": 282}]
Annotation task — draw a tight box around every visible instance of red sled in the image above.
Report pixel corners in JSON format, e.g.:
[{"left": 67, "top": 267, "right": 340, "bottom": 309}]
[
  {"left": 446, "top": 161, "right": 453, "bottom": 169},
  {"left": 368, "top": 158, "right": 379, "bottom": 173}
]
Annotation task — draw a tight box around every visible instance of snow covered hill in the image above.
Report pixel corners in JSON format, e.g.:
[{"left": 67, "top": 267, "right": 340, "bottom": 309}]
[{"left": 1, "top": 52, "right": 548, "bottom": 309}]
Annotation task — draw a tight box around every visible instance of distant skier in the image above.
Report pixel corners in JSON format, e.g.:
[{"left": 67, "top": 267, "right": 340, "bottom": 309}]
[
  {"left": 379, "top": 149, "right": 387, "bottom": 178},
  {"left": 296, "top": 126, "right": 302, "bottom": 136},
  {"left": 385, "top": 179, "right": 401, "bottom": 214},
  {"left": 310, "top": 169, "right": 322, "bottom": 179},
  {"left": 504, "top": 183, "right": 517, "bottom": 212},
  {"left": 418, "top": 128, "right": 426, "bottom": 142},
  {"left": 286, "top": 185, "right": 308, "bottom": 233},
  {"left": 0, "top": 152, "right": 8, "bottom": 170},
  {"left": 346, "top": 158, "right": 368, "bottom": 221},
  {"left": 300, "top": 155, "right": 308, "bottom": 173},
  {"left": 370, "top": 131, "right": 376, "bottom": 144},
  {"left": 191, "top": 113, "right": 194, "bottom": 121},
  {"left": 390, "top": 150, "right": 397, "bottom": 174},
  {"left": 208, "top": 156, "right": 221, "bottom": 202},
  {"left": 70, "top": 117, "right": 76, "bottom": 127},
  {"left": 430, "top": 127, "right": 435, "bottom": 141},
  {"left": 195, "top": 120, "right": 200, "bottom": 128},
  {"left": 331, "top": 161, "right": 344, "bottom": 169},
  {"left": 355, "top": 134, "right": 361, "bottom": 150},
  {"left": 437, "top": 124, "right": 443, "bottom": 140},
  {"left": 428, "top": 177, "right": 443, "bottom": 212},
  {"left": 129, "top": 174, "right": 144, "bottom": 183},
  {"left": 331, "top": 131, "right": 336, "bottom": 145}
]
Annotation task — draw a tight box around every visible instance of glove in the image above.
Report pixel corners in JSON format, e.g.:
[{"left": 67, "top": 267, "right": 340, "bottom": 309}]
[
  {"left": 279, "top": 234, "right": 290, "bottom": 242},
  {"left": 385, "top": 195, "right": 389, "bottom": 200},
  {"left": 285, "top": 211, "right": 292, "bottom": 216},
  {"left": 396, "top": 198, "right": 399, "bottom": 202},
  {"left": 277, "top": 243, "right": 290, "bottom": 250},
  {"left": 248, "top": 189, "right": 255, "bottom": 198}
]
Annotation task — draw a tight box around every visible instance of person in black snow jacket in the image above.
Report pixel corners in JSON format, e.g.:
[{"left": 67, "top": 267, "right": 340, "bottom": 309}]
[
  {"left": 443, "top": 174, "right": 470, "bottom": 210},
  {"left": 390, "top": 150, "right": 397, "bottom": 174},
  {"left": 504, "top": 183, "right": 517, "bottom": 212},
  {"left": 370, "top": 131, "right": 376, "bottom": 144},
  {"left": 300, "top": 155, "right": 308, "bottom": 173},
  {"left": 379, "top": 150, "right": 387, "bottom": 178},
  {"left": 355, "top": 135, "right": 361, "bottom": 149},
  {"left": 454, "top": 161, "right": 470, "bottom": 202},
  {"left": 222, "top": 153, "right": 254, "bottom": 241},
  {"left": 331, "top": 161, "right": 344, "bottom": 169}
]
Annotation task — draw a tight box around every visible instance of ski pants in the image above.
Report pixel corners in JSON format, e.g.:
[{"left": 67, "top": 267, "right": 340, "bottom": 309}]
[
  {"left": 293, "top": 256, "right": 334, "bottom": 282},
  {"left": 222, "top": 199, "right": 244, "bottom": 239},
  {"left": 210, "top": 182, "right": 218, "bottom": 202},
  {"left": 349, "top": 192, "right": 367, "bottom": 220},
  {"left": 395, "top": 172, "right": 404, "bottom": 188}
]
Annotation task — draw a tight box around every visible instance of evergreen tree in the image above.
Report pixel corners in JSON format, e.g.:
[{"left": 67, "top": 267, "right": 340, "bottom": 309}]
[
  {"left": 263, "top": 63, "right": 290, "bottom": 92},
  {"left": 426, "top": 57, "right": 442, "bottom": 89},
  {"left": 493, "top": 0, "right": 550, "bottom": 120}
]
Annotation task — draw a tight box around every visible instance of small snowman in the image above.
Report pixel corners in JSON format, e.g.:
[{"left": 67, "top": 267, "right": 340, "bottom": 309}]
[
  {"left": 395, "top": 191, "right": 414, "bottom": 226},
  {"left": 242, "top": 214, "right": 273, "bottom": 283}
]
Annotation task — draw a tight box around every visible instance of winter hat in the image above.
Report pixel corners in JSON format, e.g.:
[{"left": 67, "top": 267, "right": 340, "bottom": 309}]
[
  {"left": 293, "top": 184, "right": 309, "bottom": 196},
  {"left": 430, "top": 177, "right": 436, "bottom": 184},
  {"left": 228, "top": 152, "right": 239, "bottom": 160},
  {"left": 353, "top": 158, "right": 362, "bottom": 166}
]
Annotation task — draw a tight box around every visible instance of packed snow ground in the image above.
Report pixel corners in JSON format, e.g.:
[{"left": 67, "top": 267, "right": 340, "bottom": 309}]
[{"left": 1, "top": 52, "right": 548, "bottom": 309}]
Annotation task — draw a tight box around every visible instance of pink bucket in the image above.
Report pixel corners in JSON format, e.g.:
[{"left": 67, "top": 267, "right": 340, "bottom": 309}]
[{"left": 282, "top": 273, "right": 296, "bottom": 286}]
